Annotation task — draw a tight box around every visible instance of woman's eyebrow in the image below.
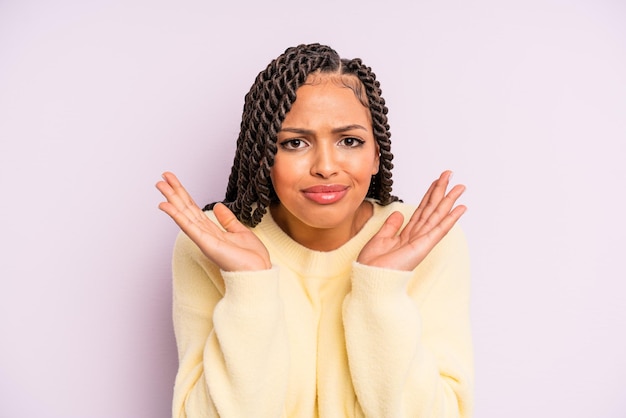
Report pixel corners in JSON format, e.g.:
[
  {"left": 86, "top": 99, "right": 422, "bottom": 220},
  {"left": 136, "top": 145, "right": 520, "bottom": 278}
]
[
  {"left": 279, "top": 124, "right": 368, "bottom": 135},
  {"left": 279, "top": 127, "right": 314, "bottom": 135},
  {"left": 332, "top": 124, "right": 368, "bottom": 133}
]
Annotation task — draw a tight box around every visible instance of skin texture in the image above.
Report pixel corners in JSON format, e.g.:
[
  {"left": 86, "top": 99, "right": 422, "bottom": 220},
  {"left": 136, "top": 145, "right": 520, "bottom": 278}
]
[
  {"left": 269, "top": 77, "right": 380, "bottom": 251},
  {"left": 156, "top": 74, "right": 467, "bottom": 271}
]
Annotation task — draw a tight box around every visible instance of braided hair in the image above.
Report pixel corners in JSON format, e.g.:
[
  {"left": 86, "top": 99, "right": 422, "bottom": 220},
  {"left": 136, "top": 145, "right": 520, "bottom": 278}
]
[{"left": 204, "top": 43, "right": 400, "bottom": 227}]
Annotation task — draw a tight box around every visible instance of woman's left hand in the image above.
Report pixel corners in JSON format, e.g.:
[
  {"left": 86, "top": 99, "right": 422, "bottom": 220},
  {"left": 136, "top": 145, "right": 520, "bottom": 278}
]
[{"left": 357, "top": 171, "right": 466, "bottom": 271}]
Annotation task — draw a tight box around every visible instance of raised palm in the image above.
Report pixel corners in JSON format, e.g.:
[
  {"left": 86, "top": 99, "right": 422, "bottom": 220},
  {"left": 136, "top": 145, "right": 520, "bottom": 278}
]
[
  {"left": 358, "top": 171, "right": 466, "bottom": 271},
  {"left": 156, "top": 172, "right": 271, "bottom": 272}
]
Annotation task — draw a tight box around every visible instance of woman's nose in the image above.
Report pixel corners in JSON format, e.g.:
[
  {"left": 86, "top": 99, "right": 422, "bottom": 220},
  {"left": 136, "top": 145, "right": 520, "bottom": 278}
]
[{"left": 310, "top": 145, "right": 339, "bottom": 178}]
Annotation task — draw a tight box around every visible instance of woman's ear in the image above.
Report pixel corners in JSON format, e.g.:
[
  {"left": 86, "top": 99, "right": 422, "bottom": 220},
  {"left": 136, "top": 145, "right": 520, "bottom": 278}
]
[{"left": 372, "top": 144, "right": 380, "bottom": 175}]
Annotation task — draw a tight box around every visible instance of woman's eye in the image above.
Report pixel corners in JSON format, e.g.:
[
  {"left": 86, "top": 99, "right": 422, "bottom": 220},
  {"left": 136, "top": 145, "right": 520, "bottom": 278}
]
[
  {"left": 340, "top": 137, "right": 365, "bottom": 147},
  {"left": 280, "top": 139, "right": 307, "bottom": 150}
]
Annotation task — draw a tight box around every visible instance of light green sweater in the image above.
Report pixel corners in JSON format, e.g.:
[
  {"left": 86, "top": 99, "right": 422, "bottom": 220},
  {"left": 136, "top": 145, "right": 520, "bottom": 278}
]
[{"left": 171, "top": 200, "right": 473, "bottom": 417}]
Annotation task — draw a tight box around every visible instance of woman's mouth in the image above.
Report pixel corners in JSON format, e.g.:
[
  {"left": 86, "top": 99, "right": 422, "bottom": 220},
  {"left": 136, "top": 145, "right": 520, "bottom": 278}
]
[{"left": 302, "top": 185, "right": 348, "bottom": 204}]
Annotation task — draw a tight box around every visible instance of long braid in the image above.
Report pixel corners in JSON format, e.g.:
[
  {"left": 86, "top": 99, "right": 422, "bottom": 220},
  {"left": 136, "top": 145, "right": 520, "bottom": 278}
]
[
  {"left": 341, "top": 58, "right": 400, "bottom": 205},
  {"left": 205, "top": 44, "right": 399, "bottom": 226}
]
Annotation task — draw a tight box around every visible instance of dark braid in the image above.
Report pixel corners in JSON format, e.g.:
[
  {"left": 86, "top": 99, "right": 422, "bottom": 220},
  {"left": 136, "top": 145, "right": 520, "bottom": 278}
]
[
  {"left": 204, "top": 43, "right": 400, "bottom": 226},
  {"left": 340, "top": 58, "right": 398, "bottom": 206}
]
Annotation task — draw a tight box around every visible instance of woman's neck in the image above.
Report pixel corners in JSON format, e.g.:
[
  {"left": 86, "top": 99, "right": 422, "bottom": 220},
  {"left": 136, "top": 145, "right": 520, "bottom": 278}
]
[{"left": 270, "top": 201, "right": 373, "bottom": 252}]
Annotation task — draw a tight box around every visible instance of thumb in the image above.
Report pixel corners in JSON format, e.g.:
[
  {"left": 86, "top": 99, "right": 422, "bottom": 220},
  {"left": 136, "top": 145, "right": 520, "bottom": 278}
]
[
  {"left": 374, "top": 211, "right": 404, "bottom": 239},
  {"left": 213, "top": 203, "right": 247, "bottom": 233}
]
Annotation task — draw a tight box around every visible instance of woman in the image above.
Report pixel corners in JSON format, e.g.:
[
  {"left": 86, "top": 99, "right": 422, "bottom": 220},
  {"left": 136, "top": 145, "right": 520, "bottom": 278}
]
[{"left": 157, "top": 43, "right": 473, "bottom": 417}]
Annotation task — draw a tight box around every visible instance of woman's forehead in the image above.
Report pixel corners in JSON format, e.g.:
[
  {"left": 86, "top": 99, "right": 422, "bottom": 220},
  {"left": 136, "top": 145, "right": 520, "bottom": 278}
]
[{"left": 300, "top": 72, "right": 369, "bottom": 108}]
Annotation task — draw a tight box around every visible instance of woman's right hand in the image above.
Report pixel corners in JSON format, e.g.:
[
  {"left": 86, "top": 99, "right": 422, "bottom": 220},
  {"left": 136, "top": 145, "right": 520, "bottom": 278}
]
[{"left": 156, "top": 172, "right": 272, "bottom": 272}]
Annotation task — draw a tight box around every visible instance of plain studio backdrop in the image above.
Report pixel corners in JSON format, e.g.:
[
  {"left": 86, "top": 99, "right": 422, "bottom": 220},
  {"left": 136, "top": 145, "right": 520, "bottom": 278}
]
[{"left": 1, "top": 0, "right": 625, "bottom": 417}]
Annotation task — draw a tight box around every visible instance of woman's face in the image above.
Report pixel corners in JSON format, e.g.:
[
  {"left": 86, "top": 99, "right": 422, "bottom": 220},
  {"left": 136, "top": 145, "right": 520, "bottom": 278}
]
[{"left": 270, "top": 75, "right": 379, "bottom": 242}]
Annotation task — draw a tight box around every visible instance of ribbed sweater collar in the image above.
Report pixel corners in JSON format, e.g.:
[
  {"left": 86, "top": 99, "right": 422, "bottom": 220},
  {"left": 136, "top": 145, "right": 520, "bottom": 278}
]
[{"left": 253, "top": 200, "right": 400, "bottom": 277}]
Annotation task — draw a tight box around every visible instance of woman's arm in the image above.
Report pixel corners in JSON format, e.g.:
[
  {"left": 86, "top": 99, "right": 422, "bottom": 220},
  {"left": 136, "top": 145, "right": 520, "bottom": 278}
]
[
  {"left": 157, "top": 173, "right": 289, "bottom": 417},
  {"left": 344, "top": 171, "right": 472, "bottom": 417},
  {"left": 171, "top": 231, "right": 290, "bottom": 418},
  {"left": 343, "top": 226, "right": 473, "bottom": 417}
]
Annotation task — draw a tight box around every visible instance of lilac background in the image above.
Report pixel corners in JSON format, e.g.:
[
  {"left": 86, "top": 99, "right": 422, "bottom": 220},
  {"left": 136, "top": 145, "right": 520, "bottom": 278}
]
[{"left": 1, "top": 0, "right": 625, "bottom": 417}]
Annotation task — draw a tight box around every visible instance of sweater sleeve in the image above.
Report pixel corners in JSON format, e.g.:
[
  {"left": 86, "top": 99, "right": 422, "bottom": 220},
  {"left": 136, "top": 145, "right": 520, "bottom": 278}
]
[
  {"left": 171, "top": 231, "right": 290, "bottom": 418},
  {"left": 342, "top": 225, "right": 473, "bottom": 418}
]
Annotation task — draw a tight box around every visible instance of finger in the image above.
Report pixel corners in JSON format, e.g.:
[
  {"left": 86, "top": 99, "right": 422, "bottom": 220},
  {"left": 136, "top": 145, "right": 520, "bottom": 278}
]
[
  {"left": 411, "top": 184, "right": 466, "bottom": 235},
  {"left": 157, "top": 173, "right": 207, "bottom": 223},
  {"left": 212, "top": 202, "right": 248, "bottom": 233},
  {"left": 420, "top": 170, "right": 452, "bottom": 218},
  {"left": 372, "top": 211, "right": 405, "bottom": 239},
  {"left": 156, "top": 180, "right": 186, "bottom": 216},
  {"left": 418, "top": 203, "right": 467, "bottom": 246},
  {"left": 414, "top": 179, "right": 438, "bottom": 213},
  {"left": 402, "top": 170, "right": 451, "bottom": 234},
  {"left": 402, "top": 181, "right": 435, "bottom": 232},
  {"left": 156, "top": 180, "right": 198, "bottom": 223},
  {"left": 157, "top": 199, "right": 204, "bottom": 236},
  {"left": 159, "top": 196, "right": 230, "bottom": 249},
  {"left": 162, "top": 172, "right": 198, "bottom": 208}
]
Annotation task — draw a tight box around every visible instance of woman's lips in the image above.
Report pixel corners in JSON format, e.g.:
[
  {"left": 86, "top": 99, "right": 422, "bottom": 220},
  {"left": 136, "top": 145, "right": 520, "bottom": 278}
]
[{"left": 302, "top": 185, "right": 348, "bottom": 204}]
